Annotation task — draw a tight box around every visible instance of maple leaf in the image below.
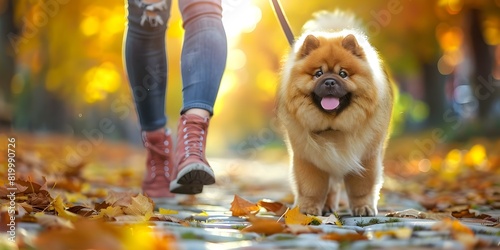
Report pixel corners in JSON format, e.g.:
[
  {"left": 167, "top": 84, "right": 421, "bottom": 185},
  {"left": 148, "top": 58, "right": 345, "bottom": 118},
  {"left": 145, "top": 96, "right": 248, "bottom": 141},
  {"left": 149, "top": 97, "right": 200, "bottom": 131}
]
[
  {"left": 150, "top": 214, "right": 183, "bottom": 223},
  {"left": 16, "top": 177, "right": 49, "bottom": 195},
  {"left": 27, "top": 192, "right": 52, "bottom": 211},
  {"left": 16, "top": 203, "right": 31, "bottom": 217},
  {"left": 386, "top": 208, "right": 453, "bottom": 220},
  {"left": 284, "top": 207, "right": 313, "bottom": 225},
  {"left": 35, "top": 213, "right": 74, "bottom": 230},
  {"left": 321, "top": 232, "right": 368, "bottom": 242},
  {"left": 432, "top": 218, "right": 478, "bottom": 249},
  {"left": 67, "top": 205, "right": 96, "bottom": 217},
  {"left": 432, "top": 218, "right": 475, "bottom": 235},
  {"left": 122, "top": 194, "right": 154, "bottom": 220},
  {"left": 95, "top": 206, "right": 124, "bottom": 220},
  {"left": 230, "top": 195, "right": 260, "bottom": 216},
  {"left": 0, "top": 182, "right": 27, "bottom": 197},
  {"left": 451, "top": 208, "right": 494, "bottom": 222},
  {"left": 105, "top": 190, "right": 135, "bottom": 207},
  {"left": 94, "top": 200, "right": 111, "bottom": 211},
  {"left": 241, "top": 215, "right": 285, "bottom": 235},
  {"left": 53, "top": 195, "right": 81, "bottom": 222},
  {"left": 257, "top": 199, "right": 288, "bottom": 216}
]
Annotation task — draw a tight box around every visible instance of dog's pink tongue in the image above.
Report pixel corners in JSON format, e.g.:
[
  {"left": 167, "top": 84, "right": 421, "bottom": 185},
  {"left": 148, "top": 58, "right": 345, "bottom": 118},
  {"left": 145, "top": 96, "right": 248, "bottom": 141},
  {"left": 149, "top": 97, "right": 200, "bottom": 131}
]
[{"left": 321, "top": 97, "right": 340, "bottom": 110}]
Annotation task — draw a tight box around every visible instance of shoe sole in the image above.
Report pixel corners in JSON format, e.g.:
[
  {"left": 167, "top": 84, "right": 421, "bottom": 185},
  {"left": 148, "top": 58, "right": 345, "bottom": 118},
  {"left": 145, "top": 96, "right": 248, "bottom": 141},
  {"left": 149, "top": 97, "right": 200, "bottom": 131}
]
[
  {"left": 175, "top": 163, "right": 216, "bottom": 186},
  {"left": 169, "top": 182, "right": 204, "bottom": 194}
]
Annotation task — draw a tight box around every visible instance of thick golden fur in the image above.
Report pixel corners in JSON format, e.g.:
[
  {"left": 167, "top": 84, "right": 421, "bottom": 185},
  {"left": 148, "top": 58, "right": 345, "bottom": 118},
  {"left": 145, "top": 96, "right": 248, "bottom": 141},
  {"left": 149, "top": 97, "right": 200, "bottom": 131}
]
[{"left": 276, "top": 11, "right": 394, "bottom": 216}]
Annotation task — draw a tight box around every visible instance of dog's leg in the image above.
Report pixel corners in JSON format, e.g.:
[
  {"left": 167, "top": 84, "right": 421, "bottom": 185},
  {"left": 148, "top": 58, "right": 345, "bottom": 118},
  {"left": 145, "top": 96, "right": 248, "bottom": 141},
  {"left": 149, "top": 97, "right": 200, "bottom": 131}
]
[
  {"left": 323, "top": 180, "right": 341, "bottom": 214},
  {"left": 344, "top": 155, "right": 383, "bottom": 216},
  {"left": 292, "top": 156, "right": 329, "bottom": 216}
]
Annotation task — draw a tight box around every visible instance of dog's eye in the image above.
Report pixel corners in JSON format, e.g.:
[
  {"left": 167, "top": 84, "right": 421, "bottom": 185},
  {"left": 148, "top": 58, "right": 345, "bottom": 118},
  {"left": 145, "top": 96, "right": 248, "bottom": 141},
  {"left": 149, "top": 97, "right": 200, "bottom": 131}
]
[
  {"left": 339, "top": 70, "right": 348, "bottom": 78},
  {"left": 314, "top": 69, "right": 323, "bottom": 78}
]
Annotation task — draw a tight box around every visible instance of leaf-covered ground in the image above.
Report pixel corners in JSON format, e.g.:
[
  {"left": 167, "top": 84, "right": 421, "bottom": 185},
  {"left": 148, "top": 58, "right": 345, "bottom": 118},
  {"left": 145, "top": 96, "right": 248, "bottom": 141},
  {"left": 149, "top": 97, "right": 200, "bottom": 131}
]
[{"left": 1, "top": 133, "right": 499, "bottom": 249}]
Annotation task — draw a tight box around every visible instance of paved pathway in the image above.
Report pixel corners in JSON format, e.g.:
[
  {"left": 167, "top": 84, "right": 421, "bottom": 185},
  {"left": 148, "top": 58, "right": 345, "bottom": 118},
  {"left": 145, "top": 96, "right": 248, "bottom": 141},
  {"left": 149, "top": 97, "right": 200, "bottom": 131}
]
[
  {"left": 151, "top": 159, "right": 500, "bottom": 249},
  {"left": 12, "top": 155, "right": 500, "bottom": 249}
]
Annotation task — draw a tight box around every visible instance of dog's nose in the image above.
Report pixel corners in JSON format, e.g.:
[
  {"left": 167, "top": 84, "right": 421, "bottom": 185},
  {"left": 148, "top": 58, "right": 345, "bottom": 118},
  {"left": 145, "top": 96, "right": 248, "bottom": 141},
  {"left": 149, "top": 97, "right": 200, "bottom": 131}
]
[{"left": 323, "top": 78, "right": 337, "bottom": 87}]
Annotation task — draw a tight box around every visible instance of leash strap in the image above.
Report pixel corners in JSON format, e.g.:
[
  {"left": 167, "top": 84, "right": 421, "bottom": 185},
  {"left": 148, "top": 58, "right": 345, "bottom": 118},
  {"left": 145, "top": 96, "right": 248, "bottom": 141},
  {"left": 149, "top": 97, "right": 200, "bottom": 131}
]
[{"left": 270, "top": 0, "right": 295, "bottom": 46}]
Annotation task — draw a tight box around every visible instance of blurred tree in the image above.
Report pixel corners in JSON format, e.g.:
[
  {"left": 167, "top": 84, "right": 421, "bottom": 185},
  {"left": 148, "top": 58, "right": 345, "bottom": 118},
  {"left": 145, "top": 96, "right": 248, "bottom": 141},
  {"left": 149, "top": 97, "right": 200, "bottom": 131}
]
[
  {"left": 0, "top": 0, "right": 16, "bottom": 129},
  {"left": 8, "top": 1, "right": 72, "bottom": 133},
  {"left": 436, "top": 0, "right": 500, "bottom": 138},
  {"left": 467, "top": 7, "right": 499, "bottom": 119},
  {"left": 8, "top": 0, "right": 142, "bottom": 140}
]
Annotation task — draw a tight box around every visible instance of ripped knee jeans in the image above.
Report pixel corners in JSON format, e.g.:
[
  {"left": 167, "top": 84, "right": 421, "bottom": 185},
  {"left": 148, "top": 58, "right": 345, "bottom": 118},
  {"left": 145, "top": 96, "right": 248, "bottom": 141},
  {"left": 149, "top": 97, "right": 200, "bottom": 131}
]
[{"left": 134, "top": 0, "right": 170, "bottom": 27}]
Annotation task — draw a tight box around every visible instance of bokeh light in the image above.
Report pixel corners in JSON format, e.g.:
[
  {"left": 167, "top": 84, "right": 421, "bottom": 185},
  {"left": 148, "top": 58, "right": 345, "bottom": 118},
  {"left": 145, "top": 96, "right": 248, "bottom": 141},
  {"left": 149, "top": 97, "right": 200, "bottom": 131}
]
[
  {"left": 84, "top": 62, "right": 121, "bottom": 103},
  {"left": 80, "top": 16, "right": 100, "bottom": 36},
  {"left": 227, "top": 49, "right": 247, "bottom": 71},
  {"left": 440, "top": 0, "right": 463, "bottom": 15},
  {"left": 222, "top": 0, "right": 262, "bottom": 39},
  {"left": 418, "top": 158, "right": 431, "bottom": 172},
  {"left": 484, "top": 17, "right": 500, "bottom": 45}
]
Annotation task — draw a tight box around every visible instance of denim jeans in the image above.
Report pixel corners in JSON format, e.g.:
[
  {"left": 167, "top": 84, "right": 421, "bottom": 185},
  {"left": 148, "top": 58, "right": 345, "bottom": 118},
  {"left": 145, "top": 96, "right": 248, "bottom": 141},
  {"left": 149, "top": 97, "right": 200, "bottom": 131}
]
[{"left": 124, "top": 0, "right": 227, "bottom": 131}]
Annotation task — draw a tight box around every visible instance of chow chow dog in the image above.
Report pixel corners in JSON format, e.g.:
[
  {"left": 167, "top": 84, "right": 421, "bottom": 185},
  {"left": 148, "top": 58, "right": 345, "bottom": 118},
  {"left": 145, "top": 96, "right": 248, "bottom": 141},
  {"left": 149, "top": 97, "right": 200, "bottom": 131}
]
[{"left": 276, "top": 11, "right": 394, "bottom": 216}]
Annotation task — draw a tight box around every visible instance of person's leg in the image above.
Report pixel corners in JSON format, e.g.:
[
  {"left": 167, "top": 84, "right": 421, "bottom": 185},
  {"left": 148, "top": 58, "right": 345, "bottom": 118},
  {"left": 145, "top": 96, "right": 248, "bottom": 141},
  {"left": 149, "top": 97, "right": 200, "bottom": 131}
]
[
  {"left": 124, "top": 0, "right": 170, "bottom": 132},
  {"left": 170, "top": 0, "right": 227, "bottom": 193},
  {"left": 179, "top": 0, "right": 227, "bottom": 116},
  {"left": 125, "top": 0, "right": 203, "bottom": 197}
]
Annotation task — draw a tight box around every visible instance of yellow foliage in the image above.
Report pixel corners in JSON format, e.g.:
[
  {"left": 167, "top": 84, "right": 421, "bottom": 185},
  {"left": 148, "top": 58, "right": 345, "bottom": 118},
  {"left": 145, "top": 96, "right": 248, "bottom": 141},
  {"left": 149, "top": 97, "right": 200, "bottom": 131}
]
[
  {"left": 443, "top": 149, "right": 462, "bottom": 173},
  {"left": 196, "top": 211, "right": 209, "bottom": 217},
  {"left": 123, "top": 224, "right": 177, "bottom": 250},
  {"left": 53, "top": 195, "right": 81, "bottom": 222},
  {"left": 159, "top": 208, "right": 179, "bottom": 215},
  {"left": 95, "top": 206, "right": 124, "bottom": 220},
  {"left": 64, "top": 192, "right": 89, "bottom": 204},
  {"left": 464, "top": 144, "right": 487, "bottom": 168},
  {"left": 284, "top": 207, "right": 313, "bottom": 225}
]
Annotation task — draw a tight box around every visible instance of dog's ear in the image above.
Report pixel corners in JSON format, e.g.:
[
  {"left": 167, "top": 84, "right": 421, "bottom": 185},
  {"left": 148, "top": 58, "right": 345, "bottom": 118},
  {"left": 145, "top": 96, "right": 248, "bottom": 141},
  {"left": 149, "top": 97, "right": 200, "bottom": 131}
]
[
  {"left": 298, "top": 35, "right": 320, "bottom": 59},
  {"left": 342, "top": 34, "right": 364, "bottom": 58}
]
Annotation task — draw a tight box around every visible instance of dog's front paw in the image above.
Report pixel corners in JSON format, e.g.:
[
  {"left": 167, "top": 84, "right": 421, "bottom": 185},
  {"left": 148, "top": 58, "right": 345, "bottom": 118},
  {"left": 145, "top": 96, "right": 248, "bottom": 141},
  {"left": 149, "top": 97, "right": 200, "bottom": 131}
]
[
  {"left": 352, "top": 205, "right": 377, "bottom": 216},
  {"left": 300, "top": 205, "right": 322, "bottom": 216},
  {"left": 297, "top": 199, "right": 322, "bottom": 216}
]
